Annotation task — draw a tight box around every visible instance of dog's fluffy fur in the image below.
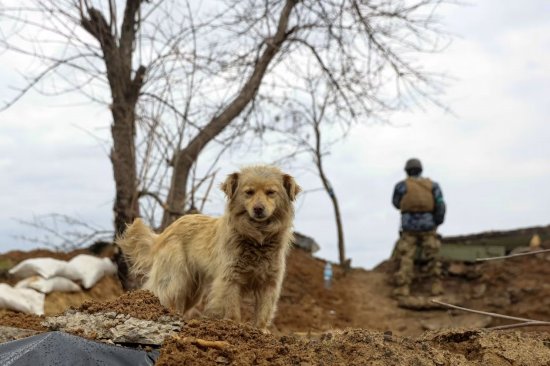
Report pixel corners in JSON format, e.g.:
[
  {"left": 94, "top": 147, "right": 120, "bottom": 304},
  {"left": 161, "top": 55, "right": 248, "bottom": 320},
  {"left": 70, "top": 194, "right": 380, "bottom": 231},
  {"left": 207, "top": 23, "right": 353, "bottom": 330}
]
[{"left": 117, "top": 165, "right": 301, "bottom": 329}]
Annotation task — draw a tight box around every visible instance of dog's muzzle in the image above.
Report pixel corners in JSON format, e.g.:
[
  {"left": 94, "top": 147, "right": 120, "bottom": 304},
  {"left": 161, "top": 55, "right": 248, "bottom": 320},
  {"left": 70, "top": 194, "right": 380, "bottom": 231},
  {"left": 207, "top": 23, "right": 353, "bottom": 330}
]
[{"left": 252, "top": 204, "right": 268, "bottom": 221}]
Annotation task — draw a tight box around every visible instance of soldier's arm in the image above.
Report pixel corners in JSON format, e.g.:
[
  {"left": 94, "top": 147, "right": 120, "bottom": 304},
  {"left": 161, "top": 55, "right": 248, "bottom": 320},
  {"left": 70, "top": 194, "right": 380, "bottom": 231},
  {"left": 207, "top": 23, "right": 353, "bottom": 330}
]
[
  {"left": 392, "top": 182, "right": 406, "bottom": 209},
  {"left": 432, "top": 183, "right": 446, "bottom": 225}
]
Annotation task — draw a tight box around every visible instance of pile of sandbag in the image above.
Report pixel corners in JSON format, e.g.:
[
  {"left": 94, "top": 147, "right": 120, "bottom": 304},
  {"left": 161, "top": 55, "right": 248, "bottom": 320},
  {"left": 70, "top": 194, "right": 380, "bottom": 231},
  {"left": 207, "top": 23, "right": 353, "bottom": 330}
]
[{"left": 0, "top": 255, "right": 117, "bottom": 315}]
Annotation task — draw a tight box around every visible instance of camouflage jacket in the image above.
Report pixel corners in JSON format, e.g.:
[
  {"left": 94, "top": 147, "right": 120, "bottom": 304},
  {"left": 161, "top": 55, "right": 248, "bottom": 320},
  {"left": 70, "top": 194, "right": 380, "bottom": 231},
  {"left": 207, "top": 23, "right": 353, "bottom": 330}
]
[{"left": 392, "top": 177, "right": 446, "bottom": 232}]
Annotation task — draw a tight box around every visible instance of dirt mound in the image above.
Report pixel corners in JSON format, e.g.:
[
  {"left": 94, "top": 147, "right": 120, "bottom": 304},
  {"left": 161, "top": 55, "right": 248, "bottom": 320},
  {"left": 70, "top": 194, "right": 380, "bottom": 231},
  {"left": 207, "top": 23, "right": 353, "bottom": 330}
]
[
  {"left": 76, "top": 290, "right": 176, "bottom": 321},
  {"left": 276, "top": 250, "right": 492, "bottom": 336},
  {"left": 462, "top": 253, "right": 550, "bottom": 331},
  {"left": 3, "top": 247, "right": 548, "bottom": 337},
  {"left": 0, "top": 310, "right": 47, "bottom": 331},
  {"left": 1, "top": 246, "right": 550, "bottom": 364},
  {"left": 44, "top": 275, "right": 124, "bottom": 315},
  {"left": 158, "top": 320, "right": 550, "bottom": 366},
  {"left": 275, "top": 249, "right": 351, "bottom": 332}
]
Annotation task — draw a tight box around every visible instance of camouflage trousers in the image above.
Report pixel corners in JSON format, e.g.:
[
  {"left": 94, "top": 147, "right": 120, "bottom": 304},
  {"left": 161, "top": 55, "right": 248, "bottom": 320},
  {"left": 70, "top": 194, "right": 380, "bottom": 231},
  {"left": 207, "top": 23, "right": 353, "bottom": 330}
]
[{"left": 393, "top": 231, "right": 442, "bottom": 287}]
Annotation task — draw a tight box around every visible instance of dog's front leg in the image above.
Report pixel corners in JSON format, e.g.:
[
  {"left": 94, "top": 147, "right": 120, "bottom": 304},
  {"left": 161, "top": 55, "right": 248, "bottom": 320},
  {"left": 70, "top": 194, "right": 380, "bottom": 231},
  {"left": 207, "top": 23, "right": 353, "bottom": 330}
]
[
  {"left": 254, "top": 284, "right": 281, "bottom": 331},
  {"left": 205, "top": 278, "right": 241, "bottom": 322}
]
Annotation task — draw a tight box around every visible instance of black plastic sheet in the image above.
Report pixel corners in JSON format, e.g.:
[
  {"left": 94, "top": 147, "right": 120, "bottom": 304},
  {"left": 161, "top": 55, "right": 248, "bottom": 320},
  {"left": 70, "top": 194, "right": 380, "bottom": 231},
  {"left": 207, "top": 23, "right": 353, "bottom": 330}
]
[{"left": 0, "top": 331, "right": 158, "bottom": 366}]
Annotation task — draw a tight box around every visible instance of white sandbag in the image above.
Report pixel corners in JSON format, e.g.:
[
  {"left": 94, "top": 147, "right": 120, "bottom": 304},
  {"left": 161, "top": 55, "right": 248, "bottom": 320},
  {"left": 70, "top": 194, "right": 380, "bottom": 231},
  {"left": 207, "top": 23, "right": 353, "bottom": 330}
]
[
  {"left": 16, "top": 276, "right": 81, "bottom": 294},
  {"left": 8, "top": 258, "right": 70, "bottom": 279},
  {"left": 0, "top": 284, "right": 45, "bottom": 315},
  {"left": 66, "top": 254, "right": 117, "bottom": 289}
]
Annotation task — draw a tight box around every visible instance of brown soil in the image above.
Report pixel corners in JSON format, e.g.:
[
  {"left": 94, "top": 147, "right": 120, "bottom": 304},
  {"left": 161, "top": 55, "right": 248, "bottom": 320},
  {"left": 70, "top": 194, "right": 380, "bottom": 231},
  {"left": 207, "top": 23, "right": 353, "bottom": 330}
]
[
  {"left": 44, "top": 275, "right": 124, "bottom": 315},
  {"left": 1, "top": 247, "right": 550, "bottom": 365},
  {"left": 462, "top": 253, "right": 550, "bottom": 331},
  {"left": 157, "top": 320, "right": 550, "bottom": 366},
  {"left": 76, "top": 290, "right": 176, "bottom": 321},
  {"left": 276, "top": 249, "right": 491, "bottom": 336},
  {"left": 0, "top": 310, "right": 47, "bottom": 331}
]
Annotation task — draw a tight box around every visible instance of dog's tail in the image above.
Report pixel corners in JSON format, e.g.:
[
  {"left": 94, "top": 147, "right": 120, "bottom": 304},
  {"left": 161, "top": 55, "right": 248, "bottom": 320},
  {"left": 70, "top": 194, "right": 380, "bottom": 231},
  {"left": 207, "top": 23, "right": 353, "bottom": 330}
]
[{"left": 116, "top": 218, "right": 157, "bottom": 278}]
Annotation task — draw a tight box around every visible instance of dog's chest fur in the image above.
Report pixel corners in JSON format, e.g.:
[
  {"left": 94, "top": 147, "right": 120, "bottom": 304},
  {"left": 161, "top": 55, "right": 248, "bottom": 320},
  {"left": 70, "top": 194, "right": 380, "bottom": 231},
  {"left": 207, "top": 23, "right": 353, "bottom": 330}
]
[{"left": 228, "top": 235, "right": 285, "bottom": 290}]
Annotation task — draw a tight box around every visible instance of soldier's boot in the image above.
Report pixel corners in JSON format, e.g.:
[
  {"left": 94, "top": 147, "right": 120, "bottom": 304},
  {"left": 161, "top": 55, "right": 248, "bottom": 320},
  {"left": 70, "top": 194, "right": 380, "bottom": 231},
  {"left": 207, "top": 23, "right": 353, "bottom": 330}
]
[
  {"left": 392, "top": 285, "right": 410, "bottom": 298},
  {"left": 431, "top": 280, "right": 444, "bottom": 296}
]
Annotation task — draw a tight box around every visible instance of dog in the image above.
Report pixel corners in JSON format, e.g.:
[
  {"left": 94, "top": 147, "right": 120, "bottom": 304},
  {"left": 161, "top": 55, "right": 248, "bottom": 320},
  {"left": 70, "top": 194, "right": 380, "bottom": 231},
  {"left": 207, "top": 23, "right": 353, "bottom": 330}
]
[{"left": 117, "top": 165, "right": 301, "bottom": 330}]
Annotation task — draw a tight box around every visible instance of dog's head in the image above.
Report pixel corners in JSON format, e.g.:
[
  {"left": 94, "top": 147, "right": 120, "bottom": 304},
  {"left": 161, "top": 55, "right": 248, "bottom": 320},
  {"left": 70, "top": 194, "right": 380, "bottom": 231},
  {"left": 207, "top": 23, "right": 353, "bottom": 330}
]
[{"left": 221, "top": 165, "right": 301, "bottom": 224}]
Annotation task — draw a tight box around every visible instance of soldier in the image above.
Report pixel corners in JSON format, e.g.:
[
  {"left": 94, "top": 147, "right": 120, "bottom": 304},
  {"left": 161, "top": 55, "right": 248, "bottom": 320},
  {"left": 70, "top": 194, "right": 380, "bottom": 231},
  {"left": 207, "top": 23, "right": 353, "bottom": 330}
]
[{"left": 391, "top": 158, "right": 446, "bottom": 297}]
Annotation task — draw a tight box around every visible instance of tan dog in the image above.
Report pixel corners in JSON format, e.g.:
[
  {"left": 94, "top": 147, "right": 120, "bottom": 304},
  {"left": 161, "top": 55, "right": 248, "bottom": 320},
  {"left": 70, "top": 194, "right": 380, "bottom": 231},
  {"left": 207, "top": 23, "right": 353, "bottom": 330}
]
[{"left": 117, "top": 165, "right": 301, "bottom": 330}]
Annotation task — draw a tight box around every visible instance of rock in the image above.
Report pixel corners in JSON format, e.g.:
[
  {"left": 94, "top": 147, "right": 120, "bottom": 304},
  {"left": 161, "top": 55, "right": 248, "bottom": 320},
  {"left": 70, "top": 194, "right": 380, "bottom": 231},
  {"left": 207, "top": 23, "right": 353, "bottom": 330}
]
[
  {"left": 216, "top": 356, "right": 230, "bottom": 364},
  {"left": 447, "top": 262, "right": 466, "bottom": 276},
  {"left": 43, "top": 311, "right": 183, "bottom": 345},
  {"left": 292, "top": 232, "right": 320, "bottom": 254}
]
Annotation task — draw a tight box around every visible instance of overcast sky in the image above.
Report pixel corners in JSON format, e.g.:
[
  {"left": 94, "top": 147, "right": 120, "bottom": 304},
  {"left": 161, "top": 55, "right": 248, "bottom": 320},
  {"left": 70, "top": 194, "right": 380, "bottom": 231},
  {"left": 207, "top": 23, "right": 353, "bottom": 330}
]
[{"left": 1, "top": 1, "right": 549, "bottom": 269}]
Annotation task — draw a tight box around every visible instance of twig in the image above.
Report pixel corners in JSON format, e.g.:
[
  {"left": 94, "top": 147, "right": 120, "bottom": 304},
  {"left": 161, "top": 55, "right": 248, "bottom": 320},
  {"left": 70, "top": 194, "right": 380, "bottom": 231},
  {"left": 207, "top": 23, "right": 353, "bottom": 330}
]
[
  {"left": 432, "top": 300, "right": 550, "bottom": 330},
  {"left": 175, "top": 336, "right": 230, "bottom": 349},
  {"left": 476, "top": 249, "right": 550, "bottom": 262}
]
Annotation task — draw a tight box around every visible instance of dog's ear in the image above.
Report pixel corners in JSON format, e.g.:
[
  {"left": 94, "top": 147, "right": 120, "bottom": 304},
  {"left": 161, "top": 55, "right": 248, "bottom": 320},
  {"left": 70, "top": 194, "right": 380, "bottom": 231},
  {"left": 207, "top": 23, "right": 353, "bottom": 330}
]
[
  {"left": 221, "top": 172, "right": 240, "bottom": 198},
  {"left": 282, "top": 174, "right": 301, "bottom": 201}
]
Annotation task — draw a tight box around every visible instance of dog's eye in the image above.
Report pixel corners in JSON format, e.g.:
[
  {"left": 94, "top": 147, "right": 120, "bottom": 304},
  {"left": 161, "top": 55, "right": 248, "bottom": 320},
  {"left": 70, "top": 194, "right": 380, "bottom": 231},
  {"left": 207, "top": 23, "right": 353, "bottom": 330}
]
[
  {"left": 245, "top": 189, "right": 255, "bottom": 196},
  {"left": 266, "top": 190, "right": 276, "bottom": 196}
]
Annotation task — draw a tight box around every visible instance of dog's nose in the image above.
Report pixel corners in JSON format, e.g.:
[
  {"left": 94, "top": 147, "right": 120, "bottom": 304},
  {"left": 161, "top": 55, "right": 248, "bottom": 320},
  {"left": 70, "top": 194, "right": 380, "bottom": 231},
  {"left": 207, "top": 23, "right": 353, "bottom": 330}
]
[{"left": 253, "top": 205, "right": 265, "bottom": 216}]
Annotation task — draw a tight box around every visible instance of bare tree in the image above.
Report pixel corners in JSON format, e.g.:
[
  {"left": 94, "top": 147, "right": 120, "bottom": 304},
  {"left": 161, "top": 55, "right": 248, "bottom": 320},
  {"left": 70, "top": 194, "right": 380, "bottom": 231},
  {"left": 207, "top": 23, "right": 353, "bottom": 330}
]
[
  {"left": 14, "top": 214, "right": 113, "bottom": 251},
  {"left": 266, "top": 73, "right": 351, "bottom": 267},
  {"left": 1, "top": 0, "right": 450, "bottom": 237}
]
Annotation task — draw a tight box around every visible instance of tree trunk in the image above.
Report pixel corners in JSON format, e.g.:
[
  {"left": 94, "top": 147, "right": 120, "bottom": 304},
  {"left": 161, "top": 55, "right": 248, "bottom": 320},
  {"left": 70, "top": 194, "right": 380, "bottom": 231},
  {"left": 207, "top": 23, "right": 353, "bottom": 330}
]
[
  {"left": 312, "top": 121, "right": 347, "bottom": 269},
  {"left": 80, "top": 3, "right": 145, "bottom": 236},
  {"left": 160, "top": 0, "right": 298, "bottom": 229},
  {"left": 318, "top": 167, "right": 347, "bottom": 268},
  {"left": 111, "top": 105, "right": 140, "bottom": 236}
]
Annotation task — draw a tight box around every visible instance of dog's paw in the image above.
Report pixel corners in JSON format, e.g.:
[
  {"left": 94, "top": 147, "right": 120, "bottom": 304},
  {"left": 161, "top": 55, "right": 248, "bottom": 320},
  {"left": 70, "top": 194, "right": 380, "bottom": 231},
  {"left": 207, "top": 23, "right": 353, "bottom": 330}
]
[{"left": 259, "top": 328, "right": 271, "bottom": 335}]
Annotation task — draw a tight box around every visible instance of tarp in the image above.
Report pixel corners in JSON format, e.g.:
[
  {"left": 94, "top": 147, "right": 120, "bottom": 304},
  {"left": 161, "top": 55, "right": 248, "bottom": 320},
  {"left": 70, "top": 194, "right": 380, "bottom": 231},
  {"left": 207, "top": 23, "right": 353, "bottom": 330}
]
[{"left": 0, "top": 331, "right": 158, "bottom": 366}]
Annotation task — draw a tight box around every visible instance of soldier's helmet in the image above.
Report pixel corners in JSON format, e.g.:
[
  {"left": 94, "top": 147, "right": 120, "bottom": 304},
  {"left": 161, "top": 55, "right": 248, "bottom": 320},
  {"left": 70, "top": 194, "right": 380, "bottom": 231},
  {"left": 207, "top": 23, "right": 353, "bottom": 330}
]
[{"left": 404, "top": 158, "right": 422, "bottom": 175}]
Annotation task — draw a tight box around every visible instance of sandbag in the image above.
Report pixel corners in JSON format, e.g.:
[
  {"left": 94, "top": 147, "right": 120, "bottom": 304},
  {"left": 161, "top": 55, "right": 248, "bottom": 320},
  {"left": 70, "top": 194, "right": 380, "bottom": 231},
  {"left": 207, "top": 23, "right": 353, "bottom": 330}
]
[
  {"left": 0, "top": 331, "right": 158, "bottom": 366},
  {"left": 15, "top": 276, "right": 81, "bottom": 294},
  {"left": 8, "top": 258, "right": 70, "bottom": 279},
  {"left": 0, "top": 284, "right": 45, "bottom": 315},
  {"left": 65, "top": 254, "right": 117, "bottom": 289}
]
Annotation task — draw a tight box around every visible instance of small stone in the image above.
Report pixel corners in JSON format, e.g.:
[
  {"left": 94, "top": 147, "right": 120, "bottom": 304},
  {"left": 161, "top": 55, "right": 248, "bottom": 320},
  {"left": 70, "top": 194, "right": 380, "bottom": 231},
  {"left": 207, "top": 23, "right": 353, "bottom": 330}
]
[
  {"left": 215, "top": 356, "right": 230, "bottom": 364},
  {"left": 186, "top": 319, "right": 201, "bottom": 327},
  {"left": 448, "top": 262, "right": 466, "bottom": 276}
]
